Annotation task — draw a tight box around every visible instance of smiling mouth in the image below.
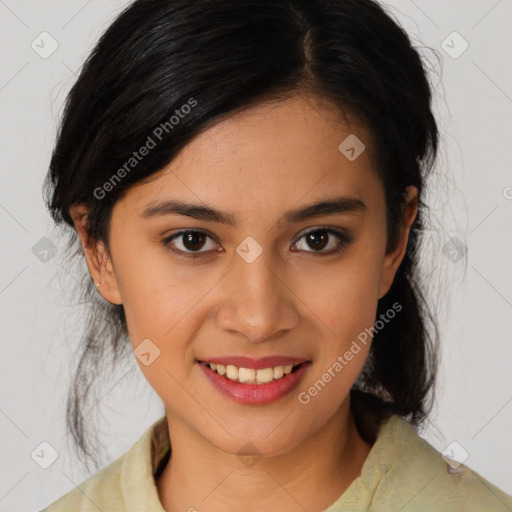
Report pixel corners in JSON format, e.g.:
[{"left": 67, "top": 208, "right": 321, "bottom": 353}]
[{"left": 200, "top": 361, "right": 306, "bottom": 385}]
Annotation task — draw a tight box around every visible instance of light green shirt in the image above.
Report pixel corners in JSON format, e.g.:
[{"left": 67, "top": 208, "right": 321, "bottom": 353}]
[{"left": 42, "top": 411, "right": 512, "bottom": 512}]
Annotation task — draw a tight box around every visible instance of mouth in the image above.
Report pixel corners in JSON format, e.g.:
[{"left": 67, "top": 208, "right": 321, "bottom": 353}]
[
  {"left": 197, "top": 357, "right": 311, "bottom": 404},
  {"left": 200, "top": 361, "right": 304, "bottom": 384}
]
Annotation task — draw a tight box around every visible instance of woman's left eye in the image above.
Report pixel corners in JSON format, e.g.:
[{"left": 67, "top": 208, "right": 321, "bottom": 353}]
[
  {"left": 162, "top": 227, "right": 353, "bottom": 259},
  {"left": 292, "top": 227, "right": 353, "bottom": 254}
]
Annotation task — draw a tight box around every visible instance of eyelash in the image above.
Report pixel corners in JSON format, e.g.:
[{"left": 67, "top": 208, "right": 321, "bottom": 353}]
[{"left": 161, "top": 226, "right": 354, "bottom": 259}]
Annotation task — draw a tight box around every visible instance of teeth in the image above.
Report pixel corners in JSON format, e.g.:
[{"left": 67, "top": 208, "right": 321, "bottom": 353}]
[
  {"left": 206, "top": 362, "right": 301, "bottom": 384},
  {"left": 256, "top": 367, "right": 274, "bottom": 383},
  {"left": 226, "top": 364, "right": 238, "bottom": 380},
  {"left": 273, "top": 366, "right": 284, "bottom": 379},
  {"left": 238, "top": 367, "right": 255, "bottom": 383}
]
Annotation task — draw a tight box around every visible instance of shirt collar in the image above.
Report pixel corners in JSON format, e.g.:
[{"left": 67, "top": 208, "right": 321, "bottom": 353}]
[
  {"left": 120, "top": 415, "right": 170, "bottom": 511},
  {"left": 118, "top": 390, "right": 403, "bottom": 511}
]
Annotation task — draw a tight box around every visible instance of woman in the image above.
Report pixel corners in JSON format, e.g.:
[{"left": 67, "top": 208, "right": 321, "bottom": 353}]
[{"left": 41, "top": 0, "right": 512, "bottom": 510}]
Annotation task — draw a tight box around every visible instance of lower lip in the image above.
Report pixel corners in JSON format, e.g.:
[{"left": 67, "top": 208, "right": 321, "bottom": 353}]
[{"left": 198, "top": 362, "right": 311, "bottom": 405}]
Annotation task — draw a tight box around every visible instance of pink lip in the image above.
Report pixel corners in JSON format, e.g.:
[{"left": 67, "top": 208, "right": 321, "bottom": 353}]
[
  {"left": 198, "top": 360, "right": 311, "bottom": 405},
  {"left": 198, "top": 356, "right": 308, "bottom": 369}
]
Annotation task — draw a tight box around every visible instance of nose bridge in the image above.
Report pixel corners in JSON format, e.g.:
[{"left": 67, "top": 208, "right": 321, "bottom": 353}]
[
  {"left": 217, "top": 241, "right": 298, "bottom": 343},
  {"left": 235, "top": 234, "right": 279, "bottom": 299}
]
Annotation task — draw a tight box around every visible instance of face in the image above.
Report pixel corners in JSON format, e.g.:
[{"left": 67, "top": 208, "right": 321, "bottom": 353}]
[{"left": 72, "top": 93, "right": 417, "bottom": 457}]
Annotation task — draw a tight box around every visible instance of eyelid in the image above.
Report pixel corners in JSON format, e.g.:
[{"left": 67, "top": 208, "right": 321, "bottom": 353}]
[
  {"left": 295, "top": 224, "right": 350, "bottom": 240},
  {"left": 162, "top": 225, "right": 353, "bottom": 258}
]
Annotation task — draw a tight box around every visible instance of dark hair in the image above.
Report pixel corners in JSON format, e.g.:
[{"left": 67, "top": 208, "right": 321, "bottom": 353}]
[{"left": 44, "top": 0, "right": 440, "bottom": 470}]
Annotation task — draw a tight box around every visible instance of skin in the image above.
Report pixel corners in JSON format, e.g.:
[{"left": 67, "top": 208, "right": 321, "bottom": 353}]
[{"left": 70, "top": 93, "right": 418, "bottom": 512}]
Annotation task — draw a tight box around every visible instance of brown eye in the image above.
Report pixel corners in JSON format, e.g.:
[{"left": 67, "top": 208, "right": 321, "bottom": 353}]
[
  {"left": 181, "top": 231, "right": 207, "bottom": 251},
  {"left": 292, "top": 228, "right": 353, "bottom": 254},
  {"left": 163, "top": 230, "right": 219, "bottom": 257},
  {"left": 305, "top": 231, "right": 329, "bottom": 251},
  {"left": 162, "top": 226, "right": 353, "bottom": 260}
]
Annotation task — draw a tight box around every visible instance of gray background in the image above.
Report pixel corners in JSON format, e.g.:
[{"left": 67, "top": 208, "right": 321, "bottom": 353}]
[{"left": 1, "top": 1, "right": 511, "bottom": 510}]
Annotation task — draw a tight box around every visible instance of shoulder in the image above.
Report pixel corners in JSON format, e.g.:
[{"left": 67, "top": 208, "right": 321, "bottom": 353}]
[
  {"left": 368, "top": 415, "right": 512, "bottom": 511},
  {"left": 41, "top": 455, "right": 125, "bottom": 512},
  {"left": 41, "top": 416, "right": 169, "bottom": 512}
]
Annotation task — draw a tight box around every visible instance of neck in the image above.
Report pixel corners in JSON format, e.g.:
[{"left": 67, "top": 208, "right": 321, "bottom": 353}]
[{"left": 156, "top": 395, "right": 373, "bottom": 512}]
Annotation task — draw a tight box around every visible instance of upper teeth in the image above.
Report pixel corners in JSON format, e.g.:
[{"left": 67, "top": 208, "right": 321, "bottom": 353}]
[{"left": 207, "top": 363, "right": 298, "bottom": 384}]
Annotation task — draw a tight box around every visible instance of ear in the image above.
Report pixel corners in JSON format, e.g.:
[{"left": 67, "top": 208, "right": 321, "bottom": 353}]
[
  {"left": 377, "top": 185, "right": 418, "bottom": 300},
  {"left": 69, "top": 203, "right": 123, "bottom": 305}
]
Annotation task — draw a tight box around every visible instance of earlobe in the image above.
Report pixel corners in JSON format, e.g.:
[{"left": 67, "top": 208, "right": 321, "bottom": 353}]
[
  {"left": 69, "top": 203, "right": 123, "bottom": 305},
  {"left": 89, "top": 240, "right": 123, "bottom": 305}
]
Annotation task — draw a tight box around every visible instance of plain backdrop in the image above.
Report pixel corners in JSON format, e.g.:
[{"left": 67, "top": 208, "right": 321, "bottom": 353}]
[{"left": 0, "top": 1, "right": 511, "bottom": 510}]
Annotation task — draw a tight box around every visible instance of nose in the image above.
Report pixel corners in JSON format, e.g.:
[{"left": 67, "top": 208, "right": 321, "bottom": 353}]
[{"left": 215, "top": 250, "right": 300, "bottom": 344}]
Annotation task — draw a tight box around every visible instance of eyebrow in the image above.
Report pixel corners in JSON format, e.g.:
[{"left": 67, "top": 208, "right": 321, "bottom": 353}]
[{"left": 140, "top": 195, "right": 367, "bottom": 226}]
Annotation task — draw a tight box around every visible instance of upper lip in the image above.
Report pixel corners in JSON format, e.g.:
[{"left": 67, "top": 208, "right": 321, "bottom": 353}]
[{"left": 198, "top": 356, "right": 309, "bottom": 369}]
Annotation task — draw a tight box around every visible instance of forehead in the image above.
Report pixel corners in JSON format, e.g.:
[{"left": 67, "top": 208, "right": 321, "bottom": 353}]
[{"left": 115, "top": 94, "right": 383, "bottom": 222}]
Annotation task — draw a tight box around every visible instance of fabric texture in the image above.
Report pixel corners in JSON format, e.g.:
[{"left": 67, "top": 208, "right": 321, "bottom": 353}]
[{"left": 41, "top": 393, "right": 512, "bottom": 512}]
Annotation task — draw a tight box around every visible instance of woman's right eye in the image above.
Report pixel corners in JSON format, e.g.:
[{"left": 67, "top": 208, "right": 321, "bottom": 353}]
[{"left": 162, "top": 229, "right": 220, "bottom": 258}]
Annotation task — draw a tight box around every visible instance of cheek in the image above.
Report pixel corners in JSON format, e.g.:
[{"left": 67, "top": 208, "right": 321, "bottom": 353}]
[
  {"left": 292, "top": 245, "right": 381, "bottom": 407},
  {"left": 113, "top": 243, "right": 203, "bottom": 341},
  {"left": 295, "top": 253, "right": 382, "bottom": 340},
  {"left": 117, "top": 262, "right": 205, "bottom": 414}
]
